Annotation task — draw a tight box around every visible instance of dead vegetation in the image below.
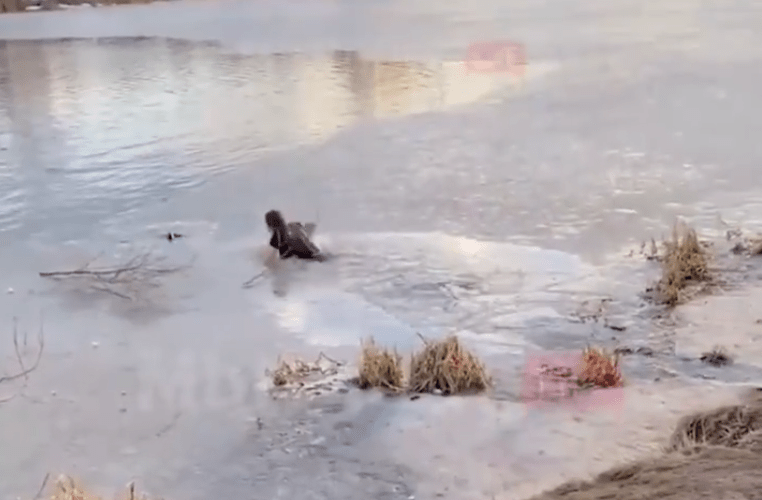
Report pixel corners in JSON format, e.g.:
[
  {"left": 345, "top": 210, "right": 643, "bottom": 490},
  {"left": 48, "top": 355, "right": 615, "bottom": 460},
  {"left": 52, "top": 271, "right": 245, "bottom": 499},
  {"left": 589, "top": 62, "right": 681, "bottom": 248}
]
[
  {"left": 526, "top": 346, "right": 625, "bottom": 406},
  {"left": 531, "top": 446, "right": 762, "bottom": 500},
  {"left": 357, "top": 338, "right": 404, "bottom": 391},
  {"left": 1, "top": 318, "right": 45, "bottom": 404},
  {"left": 39, "top": 251, "right": 191, "bottom": 301},
  {"left": 700, "top": 345, "right": 733, "bottom": 367},
  {"left": 529, "top": 395, "right": 762, "bottom": 500},
  {"left": 36, "top": 475, "right": 155, "bottom": 500},
  {"left": 408, "top": 334, "right": 491, "bottom": 395},
  {"left": 266, "top": 352, "right": 351, "bottom": 400},
  {"left": 667, "top": 400, "right": 762, "bottom": 451},
  {"left": 577, "top": 346, "right": 624, "bottom": 389},
  {"left": 736, "top": 237, "right": 762, "bottom": 256},
  {"left": 751, "top": 239, "right": 762, "bottom": 256},
  {"left": 725, "top": 225, "right": 762, "bottom": 256},
  {"left": 651, "top": 223, "right": 710, "bottom": 306},
  {"left": 267, "top": 352, "right": 343, "bottom": 388}
]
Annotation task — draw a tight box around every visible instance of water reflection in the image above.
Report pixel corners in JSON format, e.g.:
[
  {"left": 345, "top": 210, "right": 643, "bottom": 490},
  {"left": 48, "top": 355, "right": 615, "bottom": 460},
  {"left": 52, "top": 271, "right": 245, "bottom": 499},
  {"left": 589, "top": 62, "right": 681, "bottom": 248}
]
[{"left": 0, "top": 37, "right": 519, "bottom": 236}]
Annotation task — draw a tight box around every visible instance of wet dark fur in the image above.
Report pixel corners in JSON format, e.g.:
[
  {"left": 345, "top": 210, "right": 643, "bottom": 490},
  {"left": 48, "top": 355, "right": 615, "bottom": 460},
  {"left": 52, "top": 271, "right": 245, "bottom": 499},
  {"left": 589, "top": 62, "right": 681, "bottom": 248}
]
[{"left": 265, "top": 209, "right": 326, "bottom": 261}]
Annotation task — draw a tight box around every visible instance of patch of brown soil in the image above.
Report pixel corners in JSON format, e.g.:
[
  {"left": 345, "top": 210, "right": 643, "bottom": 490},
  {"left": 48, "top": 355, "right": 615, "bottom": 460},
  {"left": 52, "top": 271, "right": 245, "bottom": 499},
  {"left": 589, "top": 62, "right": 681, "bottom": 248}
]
[
  {"left": 529, "top": 396, "right": 762, "bottom": 500},
  {"left": 357, "top": 337, "right": 404, "bottom": 391},
  {"left": 408, "top": 335, "right": 491, "bottom": 395},
  {"left": 654, "top": 223, "right": 710, "bottom": 306}
]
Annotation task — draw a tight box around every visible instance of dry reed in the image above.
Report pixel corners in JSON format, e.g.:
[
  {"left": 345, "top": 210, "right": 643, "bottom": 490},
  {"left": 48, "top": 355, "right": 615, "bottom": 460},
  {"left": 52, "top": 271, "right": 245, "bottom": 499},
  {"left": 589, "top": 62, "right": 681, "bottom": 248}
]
[
  {"left": 667, "top": 402, "right": 762, "bottom": 452},
  {"left": 529, "top": 397, "right": 762, "bottom": 500},
  {"left": 268, "top": 353, "right": 340, "bottom": 387},
  {"left": 44, "top": 475, "right": 154, "bottom": 500},
  {"left": 408, "top": 335, "right": 491, "bottom": 395},
  {"left": 357, "top": 338, "right": 404, "bottom": 391},
  {"left": 655, "top": 224, "right": 709, "bottom": 306},
  {"left": 576, "top": 346, "right": 624, "bottom": 389}
]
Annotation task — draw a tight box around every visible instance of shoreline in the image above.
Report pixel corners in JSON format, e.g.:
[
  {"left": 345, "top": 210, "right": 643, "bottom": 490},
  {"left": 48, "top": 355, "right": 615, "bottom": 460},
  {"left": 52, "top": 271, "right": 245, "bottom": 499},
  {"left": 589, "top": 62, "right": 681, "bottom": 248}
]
[{"left": 3, "top": 279, "right": 762, "bottom": 500}]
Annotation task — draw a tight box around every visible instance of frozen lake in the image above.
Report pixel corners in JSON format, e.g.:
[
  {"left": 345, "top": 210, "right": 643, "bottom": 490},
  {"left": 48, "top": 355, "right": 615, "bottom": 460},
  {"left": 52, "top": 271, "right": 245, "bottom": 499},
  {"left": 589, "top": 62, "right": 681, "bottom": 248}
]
[{"left": 2, "top": 0, "right": 762, "bottom": 498}]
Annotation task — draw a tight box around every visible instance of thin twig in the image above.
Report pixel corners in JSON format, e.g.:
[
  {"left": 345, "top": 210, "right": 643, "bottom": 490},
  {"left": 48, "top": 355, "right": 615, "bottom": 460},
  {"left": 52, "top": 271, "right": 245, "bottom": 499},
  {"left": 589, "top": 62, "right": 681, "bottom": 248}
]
[
  {"left": 0, "top": 393, "right": 17, "bottom": 403},
  {"left": 39, "top": 264, "right": 144, "bottom": 278},
  {"left": 79, "top": 251, "right": 105, "bottom": 271},
  {"left": 91, "top": 286, "right": 133, "bottom": 301},
  {"left": 242, "top": 271, "right": 266, "bottom": 288},
  {"left": 317, "top": 351, "right": 343, "bottom": 366},
  {"left": 0, "top": 322, "right": 44, "bottom": 385},
  {"left": 155, "top": 411, "right": 182, "bottom": 438},
  {"left": 40, "top": 252, "right": 188, "bottom": 280},
  {"left": 12, "top": 318, "right": 28, "bottom": 384},
  {"left": 33, "top": 473, "right": 50, "bottom": 500}
]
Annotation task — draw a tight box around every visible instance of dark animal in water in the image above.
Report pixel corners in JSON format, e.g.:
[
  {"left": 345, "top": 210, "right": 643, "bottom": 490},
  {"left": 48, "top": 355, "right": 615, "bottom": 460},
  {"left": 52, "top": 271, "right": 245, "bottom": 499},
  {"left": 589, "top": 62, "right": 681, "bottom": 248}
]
[
  {"left": 166, "top": 232, "right": 183, "bottom": 242},
  {"left": 265, "top": 210, "right": 326, "bottom": 261}
]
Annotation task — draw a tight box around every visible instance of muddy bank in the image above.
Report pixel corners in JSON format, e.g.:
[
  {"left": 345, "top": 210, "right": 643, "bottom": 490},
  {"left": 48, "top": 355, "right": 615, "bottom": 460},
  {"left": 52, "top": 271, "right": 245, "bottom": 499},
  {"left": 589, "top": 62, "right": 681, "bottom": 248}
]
[{"left": 529, "top": 388, "right": 762, "bottom": 500}]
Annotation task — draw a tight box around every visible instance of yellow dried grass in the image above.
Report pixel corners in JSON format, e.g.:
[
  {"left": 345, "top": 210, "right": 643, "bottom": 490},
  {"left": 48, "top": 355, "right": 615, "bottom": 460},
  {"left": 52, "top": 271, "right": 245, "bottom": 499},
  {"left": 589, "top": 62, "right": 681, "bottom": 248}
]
[
  {"left": 45, "top": 475, "right": 156, "bottom": 500},
  {"left": 357, "top": 338, "right": 404, "bottom": 391},
  {"left": 655, "top": 223, "right": 710, "bottom": 306},
  {"left": 267, "top": 352, "right": 341, "bottom": 387},
  {"left": 528, "top": 395, "right": 762, "bottom": 500},
  {"left": 577, "top": 346, "right": 624, "bottom": 389},
  {"left": 408, "top": 334, "right": 491, "bottom": 395},
  {"left": 668, "top": 401, "right": 762, "bottom": 452}
]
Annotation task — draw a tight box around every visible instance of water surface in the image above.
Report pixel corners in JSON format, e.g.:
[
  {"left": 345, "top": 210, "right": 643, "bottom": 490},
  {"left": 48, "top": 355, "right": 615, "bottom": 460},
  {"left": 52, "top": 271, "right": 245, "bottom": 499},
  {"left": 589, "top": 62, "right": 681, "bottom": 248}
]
[{"left": 3, "top": 2, "right": 762, "bottom": 498}]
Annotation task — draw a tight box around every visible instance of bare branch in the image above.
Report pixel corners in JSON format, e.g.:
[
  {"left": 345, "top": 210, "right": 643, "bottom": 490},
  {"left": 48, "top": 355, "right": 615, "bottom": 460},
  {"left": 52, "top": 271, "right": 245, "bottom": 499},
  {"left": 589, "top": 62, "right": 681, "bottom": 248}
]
[
  {"left": 1, "top": 321, "right": 44, "bottom": 384},
  {"left": 38, "top": 251, "right": 192, "bottom": 301},
  {"left": 12, "top": 318, "right": 28, "bottom": 384},
  {"left": 39, "top": 263, "right": 143, "bottom": 278},
  {"left": 0, "top": 393, "right": 17, "bottom": 403},
  {"left": 242, "top": 271, "right": 266, "bottom": 288},
  {"left": 91, "top": 286, "right": 133, "bottom": 301},
  {"left": 33, "top": 473, "right": 50, "bottom": 500}
]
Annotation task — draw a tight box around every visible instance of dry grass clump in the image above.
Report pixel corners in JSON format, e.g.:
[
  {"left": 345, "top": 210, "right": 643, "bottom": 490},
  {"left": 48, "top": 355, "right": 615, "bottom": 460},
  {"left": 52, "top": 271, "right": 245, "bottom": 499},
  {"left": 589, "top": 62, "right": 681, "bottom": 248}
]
[
  {"left": 408, "top": 335, "right": 491, "bottom": 395},
  {"left": 268, "top": 353, "right": 341, "bottom": 387},
  {"left": 357, "top": 338, "right": 404, "bottom": 391},
  {"left": 700, "top": 345, "right": 733, "bottom": 367},
  {"left": 654, "top": 224, "right": 710, "bottom": 306},
  {"left": 43, "top": 475, "right": 156, "bottom": 500},
  {"left": 667, "top": 402, "right": 762, "bottom": 452},
  {"left": 270, "top": 359, "right": 312, "bottom": 387},
  {"left": 529, "top": 446, "right": 762, "bottom": 500},
  {"left": 528, "top": 397, "right": 762, "bottom": 500},
  {"left": 577, "top": 346, "right": 624, "bottom": 389}
]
